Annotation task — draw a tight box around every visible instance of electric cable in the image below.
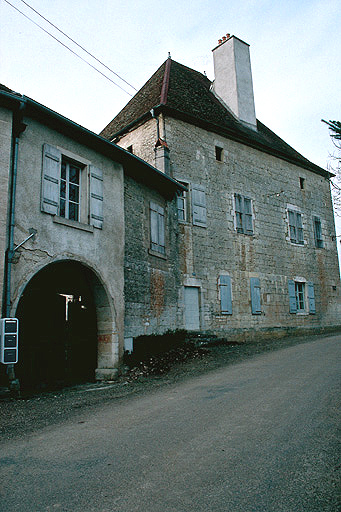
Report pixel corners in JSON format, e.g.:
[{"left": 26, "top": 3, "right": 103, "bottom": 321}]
[
  {"left": 3, "top": 0, "right": 134, "bottom": 96},
  {"left": 17, "top": 0, "right": 137, "bottom": 91}
]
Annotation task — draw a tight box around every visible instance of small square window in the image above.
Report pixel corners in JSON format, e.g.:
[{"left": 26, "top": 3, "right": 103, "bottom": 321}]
[
  {"left": 127, "top": 145, "right": 133, "bottom": 154},
  {"left": 299, "top": 177, "right": 305, "bottom": 189},
  {"left": 215, "top": 146, "right": 223, "bottom": 161}
]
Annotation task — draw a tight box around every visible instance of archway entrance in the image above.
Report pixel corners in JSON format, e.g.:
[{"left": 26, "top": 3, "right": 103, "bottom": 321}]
[{"left": 16, "top": 261, "right": 102, "bottom": 390}]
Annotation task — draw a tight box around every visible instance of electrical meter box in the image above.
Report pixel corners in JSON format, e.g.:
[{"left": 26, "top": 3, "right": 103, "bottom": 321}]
[{"left": 0, "top": 318, "right": 19, "bottom": 364}]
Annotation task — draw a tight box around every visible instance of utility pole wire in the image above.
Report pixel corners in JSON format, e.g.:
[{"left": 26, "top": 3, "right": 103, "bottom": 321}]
[
  {"left": 3, "top": 0, "right": 134, "bottom": 96},
  {"left": 18, "top": 0, "right": 137, "bottom": 92}
]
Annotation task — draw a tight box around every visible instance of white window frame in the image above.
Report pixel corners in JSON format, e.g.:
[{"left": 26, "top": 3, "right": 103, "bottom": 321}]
[
  {"left": 295, "top": 281, "right": 306, "bottom": 312},
  {"left": 59, "top": 157, "right": 81, "bottom": 222},
  {"left": 287, "top": 204, "right": 304, "bottom": 245}
]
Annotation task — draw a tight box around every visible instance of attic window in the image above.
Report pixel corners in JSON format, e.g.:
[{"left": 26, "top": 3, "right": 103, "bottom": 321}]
[
  {"left": 215, "top": 146, "right": 223, "bottom": 162},
  {"left": 127, "top": 145, "right": 133, "bottom": 154},
  {"left": 299, "top": 177, "right": 305, "bottom": 190}
]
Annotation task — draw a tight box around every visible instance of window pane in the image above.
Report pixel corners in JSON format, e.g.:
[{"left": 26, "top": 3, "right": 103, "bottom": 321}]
[
  {"left": 235, "top": 194, "right": 242, "bottom": 212},
  {"left": 177, "top": 195, "right": 185, "bottom": 221},
  {"left": 69, "top": 165, "right": 80, "bottom": 184},
  {"left": 244, "top": 213, "right": 253, "bottom": 233},
  {"left": 296, "top": 213, "right": 303, "bottom": 229},
  {"left": 236, "top": 212, "right": 243, "bottom": 232},
  {"left": 289, "top": 225, "right": 296, "bottom": 242},
  {"left": 60, "top": 180, "right": 66, "bottom": 199},
  {"left": 295, "top": 282, "right": 305, "bottom": 311},
  {"left": 244, "top": 198, "right": 252, "bottom": 214},
  {"left": 297, "top": 227, "right": 304, "bottom": 244},
  {"left": 61, "top": 162, "right": 66, "bottom": 180},
  {"left": 69, "top": 183, "right": 79, "bottom": 202},
  {"left": 69, "top": 202, "right": 79, "bottom": 221},
  {"left": 60, "top": 198, "right": 66, "bottom": 218}
]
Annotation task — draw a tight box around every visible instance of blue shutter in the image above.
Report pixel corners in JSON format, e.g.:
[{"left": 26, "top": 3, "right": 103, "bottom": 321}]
[
  {"left": 288, "top": 280, "right": 297, "bottom": 313},
  {"left": 244, "top": 198, "right": 253, "bottom": 235},
  {"left": 158, "top": 205, "right": 165, "bottom": 253},
  {"left": 307, "top": 282, "right": 316, "bottom": 314},
  {"left": 192, "top": 184, "right": 207, "bottom": 227},
  {"left": 41, "top": 144, "right": 61, "bottom": 215},
  {"left": 90, "top": 166, "right": 103, "bottom": 228},
  {"left": 250, "top": 277, "right": 261, "bottom": 314},
  {"left": 150, "top": 202, "right": 165, "bottom": 254},
  {"left": 296, "top": 212, "right": 304, "bottom": 245},
  {"left": 219, "top": 275, "right": 232, "bottom": 315},
  {"left": 150, "top": 202, "right": 159, "bottom": 251}
]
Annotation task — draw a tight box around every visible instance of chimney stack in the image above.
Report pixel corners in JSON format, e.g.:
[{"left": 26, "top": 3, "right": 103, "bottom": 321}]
[{"left": 212, "top": 35, "right": 257, "bottom": 130}]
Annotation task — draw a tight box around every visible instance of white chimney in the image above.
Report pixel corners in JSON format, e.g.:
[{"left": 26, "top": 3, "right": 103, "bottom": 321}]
[{"left": 212, "top": 35, "right": 257, "bottom": 130}]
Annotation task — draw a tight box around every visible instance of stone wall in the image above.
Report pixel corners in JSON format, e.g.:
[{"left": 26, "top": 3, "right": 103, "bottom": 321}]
[
  {"left": 0, "top": 107, "right": 13, "bottom": 310},
  {"left": 124, "top": 174, "right": 181, "bottom": 339},
  {"left": 117, "top": 114, "right": 341, "bottom": 339},
  {"left": 0, "top": 107, "right": 125, "bottom": 376}
]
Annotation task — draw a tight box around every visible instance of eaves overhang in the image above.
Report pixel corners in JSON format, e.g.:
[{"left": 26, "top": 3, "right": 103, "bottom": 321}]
[
  {"left": 0, "top": 89, "right": 186, "bottom": 199},
  {"left": 109, "top": 103, "right": 332, "bottom": 180}
]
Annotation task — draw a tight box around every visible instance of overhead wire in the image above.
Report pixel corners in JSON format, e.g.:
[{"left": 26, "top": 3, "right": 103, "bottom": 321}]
[
  {"left": 17, "top": 0, "right": 137, "bottom": 92},
  {"left": 3, "top": 0, "right": 135, "bottom": 96}
]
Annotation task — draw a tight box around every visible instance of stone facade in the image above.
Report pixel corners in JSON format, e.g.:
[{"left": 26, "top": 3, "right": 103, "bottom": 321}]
[
  {"left": 124, "top": 174, "right": 181, "bottom": 340},
  {"left": 0, "top": 89, "right": 182, "bottom": 387},
  {"left": 0, "top": 107, "right": 12, "bottom": 311},
  {"left": 114, "top": 105, "right": 341, "bottom": 340}
]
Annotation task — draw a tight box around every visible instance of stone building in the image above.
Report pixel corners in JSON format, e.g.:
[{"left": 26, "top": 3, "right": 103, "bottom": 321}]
[
  {"left": 0, "top": 85, "right": 182, "bottom": 389},
  {"left": 101, "top": 35, "right": 341, "bottom": 340}
]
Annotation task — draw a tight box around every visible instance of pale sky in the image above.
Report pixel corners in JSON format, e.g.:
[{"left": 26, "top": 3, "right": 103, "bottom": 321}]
[{"left": 1, "top": 0, "right": 340, "bottom": 267}]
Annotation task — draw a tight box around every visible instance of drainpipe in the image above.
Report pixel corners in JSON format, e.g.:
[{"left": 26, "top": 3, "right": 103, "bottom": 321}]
[
  {"left": 150, "top": 108, "right": 160, "bottom": 140},
  {"left": 3, "top": 100, "right": 26, "bottom": 391}
]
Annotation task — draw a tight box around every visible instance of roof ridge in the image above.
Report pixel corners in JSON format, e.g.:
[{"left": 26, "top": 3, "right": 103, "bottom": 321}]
[{"left": 160, "top": 58, "right": 171, "bottom": 105}]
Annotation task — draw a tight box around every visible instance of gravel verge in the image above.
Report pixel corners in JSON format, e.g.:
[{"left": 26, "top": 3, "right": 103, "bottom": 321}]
[{"left": 0, "top": 331, "right": 340, "bottom": 442}]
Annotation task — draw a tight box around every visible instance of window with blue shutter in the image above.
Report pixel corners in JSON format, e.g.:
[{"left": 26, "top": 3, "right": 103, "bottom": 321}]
[
  {"left": 307, "top": 282, "right": 316, "bottom": 314},
  {"left": 192, "top": 184, "right": 207, "bottom": 227},
  {"left": 288, "top": 209, "right": 304, "bottom": 244},
  {"left": 234, "top": 194, "right": 253, "bottom": 235},
  {"left": 250, "top": 277, "right": 261, "bottom": 314},
  {"left": 218, "top": 275, "right": 232, "bottom": 315},
  {"left": 288, "top": 279, "right": 312, "bottom": 314},
  {"left": 150, "top": 202, "right": 165, "bottom": 255},
  {"left": 41, "top": 144, "right": 102, "bottom": 228}
]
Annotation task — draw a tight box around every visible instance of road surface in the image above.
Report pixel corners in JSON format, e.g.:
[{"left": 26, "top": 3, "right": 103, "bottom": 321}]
[{"left": 0, "top": 335, "right": 340, "bottom": 511}]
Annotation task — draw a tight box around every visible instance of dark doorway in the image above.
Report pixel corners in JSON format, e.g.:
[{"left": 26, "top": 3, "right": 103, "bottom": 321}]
[{"left": 16, "top": 261, "right": 97, "bottom": 391}]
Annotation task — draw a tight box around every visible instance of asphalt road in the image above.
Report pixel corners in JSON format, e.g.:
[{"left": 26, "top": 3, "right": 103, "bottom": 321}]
[{"left": 0, "top": 335, "right": 340, "bottom": 512}]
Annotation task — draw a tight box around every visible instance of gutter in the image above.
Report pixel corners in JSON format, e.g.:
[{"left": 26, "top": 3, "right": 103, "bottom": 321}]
[
  {"left": 107, "top": 102, "right": 331, "bottom": 180},
  {"left": 0, "top": 90, "right": 186, "bottom": 196}
]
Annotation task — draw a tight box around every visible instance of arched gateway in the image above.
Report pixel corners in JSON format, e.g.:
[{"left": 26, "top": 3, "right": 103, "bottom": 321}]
[{"left": 15, "top": 260, "right": 117, "bottom": 390}]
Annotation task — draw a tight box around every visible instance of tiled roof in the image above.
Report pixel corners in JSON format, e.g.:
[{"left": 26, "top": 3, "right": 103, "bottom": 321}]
[
  {"left": 101, "top": 59, "right": 329, "bottom": 177},
  {"left": 0, "top": 86, "right": 185, "bottom": 199}
]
